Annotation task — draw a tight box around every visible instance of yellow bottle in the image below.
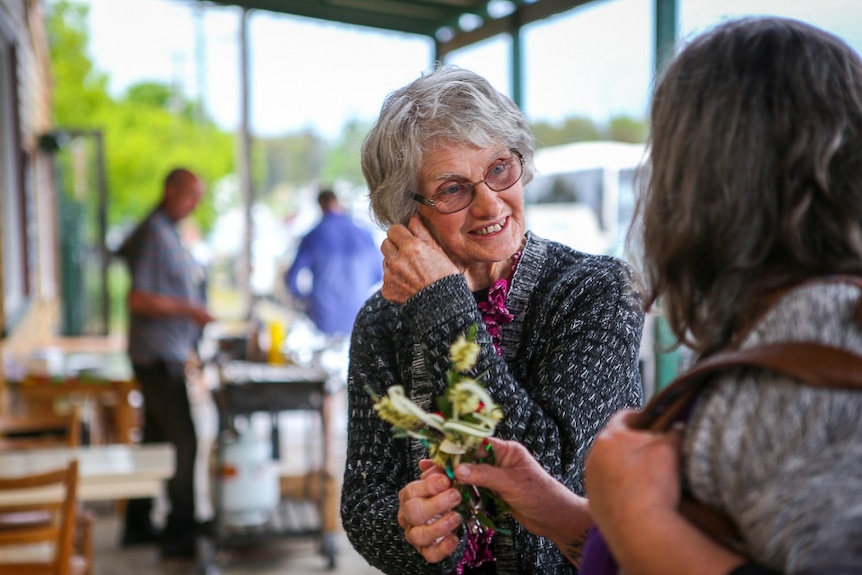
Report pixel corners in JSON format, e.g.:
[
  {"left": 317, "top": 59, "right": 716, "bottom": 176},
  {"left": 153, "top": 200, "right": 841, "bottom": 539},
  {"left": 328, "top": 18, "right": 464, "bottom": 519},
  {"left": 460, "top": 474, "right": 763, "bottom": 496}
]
[{"left": 267, "top": 321, "right": 286, "bottom": 365}]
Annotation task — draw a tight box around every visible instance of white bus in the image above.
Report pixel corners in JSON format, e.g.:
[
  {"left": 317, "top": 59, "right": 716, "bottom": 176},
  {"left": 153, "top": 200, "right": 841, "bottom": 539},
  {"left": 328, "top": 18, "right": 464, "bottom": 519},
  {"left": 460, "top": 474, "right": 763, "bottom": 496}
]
[{"left": 525, "top": 140, "right": 648, "bottom": 257}]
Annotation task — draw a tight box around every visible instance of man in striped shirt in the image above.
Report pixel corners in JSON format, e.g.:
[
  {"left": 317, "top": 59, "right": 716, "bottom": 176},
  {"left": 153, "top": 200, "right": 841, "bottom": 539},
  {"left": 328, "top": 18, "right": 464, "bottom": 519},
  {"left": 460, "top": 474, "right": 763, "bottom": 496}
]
[{"left": 118, "top": 167, "right": 214, "bottom": 560}]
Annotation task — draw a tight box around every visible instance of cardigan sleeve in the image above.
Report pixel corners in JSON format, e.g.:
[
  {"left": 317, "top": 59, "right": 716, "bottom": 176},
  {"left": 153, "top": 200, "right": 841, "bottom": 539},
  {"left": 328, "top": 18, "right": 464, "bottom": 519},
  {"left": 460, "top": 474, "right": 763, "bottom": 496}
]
[{"left": 341, "top": 292, "right": 462, "bottom": 575}]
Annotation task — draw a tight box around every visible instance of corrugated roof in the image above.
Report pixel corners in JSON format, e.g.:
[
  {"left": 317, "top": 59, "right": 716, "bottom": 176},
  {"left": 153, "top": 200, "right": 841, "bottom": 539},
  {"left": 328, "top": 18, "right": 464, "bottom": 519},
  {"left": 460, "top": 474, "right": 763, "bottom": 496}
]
[{"left": 193, "top": 0, "right": 602, "bottom": 58}]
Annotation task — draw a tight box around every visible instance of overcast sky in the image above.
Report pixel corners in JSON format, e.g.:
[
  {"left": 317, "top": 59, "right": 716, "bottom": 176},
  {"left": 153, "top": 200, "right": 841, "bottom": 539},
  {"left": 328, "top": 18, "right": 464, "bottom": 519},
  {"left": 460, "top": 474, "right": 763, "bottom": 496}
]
[{"left": 81, "top": 0, "right": 862, "bottom": 139}]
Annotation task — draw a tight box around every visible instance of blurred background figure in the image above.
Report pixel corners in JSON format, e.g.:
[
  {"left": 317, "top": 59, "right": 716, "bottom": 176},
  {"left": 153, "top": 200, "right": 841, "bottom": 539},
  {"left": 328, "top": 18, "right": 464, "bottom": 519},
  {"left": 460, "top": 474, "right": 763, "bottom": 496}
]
[
  {"left": 284, "top": 189, "right": 383, "bottom": 340},
  {"left": 117, "top": 167, "right": 215, "bottom": 560}
]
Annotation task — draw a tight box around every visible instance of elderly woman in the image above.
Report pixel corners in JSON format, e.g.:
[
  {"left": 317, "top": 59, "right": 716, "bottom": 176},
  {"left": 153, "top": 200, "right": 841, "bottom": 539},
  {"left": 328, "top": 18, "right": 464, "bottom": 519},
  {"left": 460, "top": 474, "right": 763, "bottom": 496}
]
[{"left": 340, "top": 66, "right": 644, "bottom": 575}]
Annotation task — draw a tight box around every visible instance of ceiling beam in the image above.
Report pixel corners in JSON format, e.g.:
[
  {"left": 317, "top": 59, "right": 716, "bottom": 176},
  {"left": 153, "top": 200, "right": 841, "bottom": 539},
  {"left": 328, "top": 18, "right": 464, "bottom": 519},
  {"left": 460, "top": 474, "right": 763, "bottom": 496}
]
[{"left": 436, "top": 0, "right": 604, "bottom": 58}]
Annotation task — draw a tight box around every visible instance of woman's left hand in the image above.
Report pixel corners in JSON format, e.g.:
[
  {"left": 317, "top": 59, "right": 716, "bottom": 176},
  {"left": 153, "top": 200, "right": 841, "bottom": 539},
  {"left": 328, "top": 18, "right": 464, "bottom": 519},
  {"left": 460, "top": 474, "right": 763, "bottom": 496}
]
[
  {"left": 397, "top": 460, "right": 463, "bottom": 563},
  {"left": 381, "top": 214, "right": 459, "bottom": 304},
  {"left": 455, "top": 438, "right": 590, "bottom": 541}
]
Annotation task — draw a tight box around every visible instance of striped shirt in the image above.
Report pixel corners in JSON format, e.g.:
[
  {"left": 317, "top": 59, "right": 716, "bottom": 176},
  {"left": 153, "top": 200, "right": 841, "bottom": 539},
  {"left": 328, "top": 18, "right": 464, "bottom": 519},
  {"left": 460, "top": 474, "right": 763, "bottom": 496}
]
[{"left": 125, "top": 209, "right": 202, "bottom": 364}]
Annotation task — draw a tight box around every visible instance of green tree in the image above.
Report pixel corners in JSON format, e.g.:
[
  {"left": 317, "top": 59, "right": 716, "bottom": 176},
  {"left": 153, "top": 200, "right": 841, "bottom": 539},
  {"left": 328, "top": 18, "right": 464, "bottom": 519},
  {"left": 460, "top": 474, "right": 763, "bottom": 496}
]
[
  {"left": 321, "top": 118, "right": 370, "bottom": 187},
  {"left": 46, "top": 0, "right": 235, "bottom": 233},
  {"left": 606, "top": 115, "right": 648, "bottom": 143},
  {"left": 259, "top": 130, "right": 324, "bottom": 192},
  {"left": 531, "top": 116, "right": 602, "bottom": 148},
  {"left": 48, "top": 0, "right": 112, "bottom": 128}
]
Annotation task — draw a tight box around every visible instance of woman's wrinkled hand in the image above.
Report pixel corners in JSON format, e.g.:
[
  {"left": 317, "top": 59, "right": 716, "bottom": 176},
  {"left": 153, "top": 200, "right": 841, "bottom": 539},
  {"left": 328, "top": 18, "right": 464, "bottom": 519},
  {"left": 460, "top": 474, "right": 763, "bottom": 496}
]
[
  {"left": 584, "top": 409, "right": 684, "bottom": 531},
  {"left": 454, "top": 437, "right": 575, "bottom": 539},
  {"left": 397, "top": 460, "right": 463, "bottom": 563},
  {"left": 381, "top": 214, "right": 459, "bottom": 304}
]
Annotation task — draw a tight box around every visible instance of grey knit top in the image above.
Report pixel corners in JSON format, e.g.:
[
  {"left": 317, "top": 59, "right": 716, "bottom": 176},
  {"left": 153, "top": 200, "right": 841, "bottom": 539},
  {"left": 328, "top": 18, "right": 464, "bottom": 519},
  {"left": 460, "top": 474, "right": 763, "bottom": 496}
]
[
  {"left": 683, "top": 281, "right": 862, "bottom": 574},
  {"left": 341, "top": 232, "right": 645, "bottom": 575}
]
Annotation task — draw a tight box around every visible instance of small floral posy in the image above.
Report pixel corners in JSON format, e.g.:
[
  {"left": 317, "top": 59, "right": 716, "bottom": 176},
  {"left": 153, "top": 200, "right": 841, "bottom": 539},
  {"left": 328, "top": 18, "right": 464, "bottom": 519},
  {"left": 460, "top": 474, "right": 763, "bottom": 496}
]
[{"left": 368, "top": 324, "right": 508, "bottom": 573}]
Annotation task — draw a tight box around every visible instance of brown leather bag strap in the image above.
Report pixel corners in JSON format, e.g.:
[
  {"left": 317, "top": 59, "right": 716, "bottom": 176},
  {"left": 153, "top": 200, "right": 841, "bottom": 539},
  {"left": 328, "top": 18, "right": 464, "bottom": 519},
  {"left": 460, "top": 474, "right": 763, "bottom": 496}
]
[
  {"left": 634, "top": 341, "right": 862, "bottom": 430},
  {"left": 632, "top": 340, "right": 862, "bottom": 548}
]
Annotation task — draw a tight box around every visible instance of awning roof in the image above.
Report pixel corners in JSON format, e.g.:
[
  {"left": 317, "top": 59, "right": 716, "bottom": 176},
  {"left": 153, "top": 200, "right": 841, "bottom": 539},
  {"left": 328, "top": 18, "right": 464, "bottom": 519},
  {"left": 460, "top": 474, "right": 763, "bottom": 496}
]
[{"left": 193, "top": 0, "right": 603, "bottom": 59}]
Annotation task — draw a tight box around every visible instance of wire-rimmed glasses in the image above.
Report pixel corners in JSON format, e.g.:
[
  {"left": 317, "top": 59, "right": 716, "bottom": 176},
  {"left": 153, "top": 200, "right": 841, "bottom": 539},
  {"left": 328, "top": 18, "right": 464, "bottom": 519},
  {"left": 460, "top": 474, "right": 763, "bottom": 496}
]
[{"left": 413, "top": 149, "right": 524, "bottom": 214}]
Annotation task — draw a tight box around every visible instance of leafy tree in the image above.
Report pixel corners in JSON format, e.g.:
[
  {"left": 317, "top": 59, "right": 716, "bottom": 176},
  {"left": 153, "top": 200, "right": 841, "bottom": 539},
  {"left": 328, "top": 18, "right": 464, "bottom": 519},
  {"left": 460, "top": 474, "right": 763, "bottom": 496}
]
[
  {"left": 258, "top": 130, "right": 324, "bottom": 192},
  {"left": 606, "top": 115, "right": 648, "bottom": 143},
  {"left": 531, "top": 116, "right": 602, "bottom": 148},
  {"left": 321, "top": 118, "right": 370, "bottom": 187},
  {"left": 47, "top": 0, "right": 112, "bottom": 128},
  {"left": 46, "top": 0, "right": 234, "bottom": 234}
]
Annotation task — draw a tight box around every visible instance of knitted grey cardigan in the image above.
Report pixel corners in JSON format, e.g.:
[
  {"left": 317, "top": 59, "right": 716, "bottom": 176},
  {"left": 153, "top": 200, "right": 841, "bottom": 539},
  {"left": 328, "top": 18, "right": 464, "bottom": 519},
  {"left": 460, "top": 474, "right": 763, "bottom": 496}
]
[
  {"left": 341, "top": 232, "right": 644, "bottom": 575},
  {"left": 684, "top": 281, "right": 862, "bottom": 574}
]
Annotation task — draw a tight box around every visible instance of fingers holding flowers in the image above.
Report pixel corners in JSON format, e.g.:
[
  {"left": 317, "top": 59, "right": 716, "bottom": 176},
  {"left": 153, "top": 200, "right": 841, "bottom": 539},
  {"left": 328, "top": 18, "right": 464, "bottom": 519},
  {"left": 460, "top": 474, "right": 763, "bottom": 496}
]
[
  {"left": 397, "top": 473, "right": 463, "bottom": 562},
  {"left": 370, "top": 325, "right": 505, "bottom": 570},
  {"left": 455, "top": 437, "right": 566, "bottom": 539}
]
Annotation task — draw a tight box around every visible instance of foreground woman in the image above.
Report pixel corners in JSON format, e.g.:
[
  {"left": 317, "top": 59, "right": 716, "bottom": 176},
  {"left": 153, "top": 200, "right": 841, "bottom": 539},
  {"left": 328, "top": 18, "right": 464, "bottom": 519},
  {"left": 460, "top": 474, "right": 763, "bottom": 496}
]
[{"left": 340, "top": 66, "right": 644, "bottom": 575}]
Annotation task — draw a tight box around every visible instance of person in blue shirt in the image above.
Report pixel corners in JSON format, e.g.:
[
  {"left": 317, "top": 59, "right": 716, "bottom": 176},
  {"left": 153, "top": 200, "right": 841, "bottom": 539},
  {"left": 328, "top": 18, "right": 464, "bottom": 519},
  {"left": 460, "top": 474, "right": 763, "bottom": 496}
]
[{"left": 285, "top": 189, "right": 383, "bottom": 337}]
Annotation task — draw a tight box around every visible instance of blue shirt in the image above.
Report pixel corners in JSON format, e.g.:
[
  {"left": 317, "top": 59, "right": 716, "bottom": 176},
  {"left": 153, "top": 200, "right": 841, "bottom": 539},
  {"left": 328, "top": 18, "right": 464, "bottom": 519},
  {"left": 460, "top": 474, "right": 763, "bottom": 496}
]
[{"left": 286, "top": 212, "right": 382, "bottom": 336}]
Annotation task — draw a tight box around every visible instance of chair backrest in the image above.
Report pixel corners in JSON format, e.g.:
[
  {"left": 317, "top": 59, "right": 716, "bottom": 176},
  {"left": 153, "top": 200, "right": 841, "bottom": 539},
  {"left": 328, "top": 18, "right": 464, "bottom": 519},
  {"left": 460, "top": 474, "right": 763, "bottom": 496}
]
[
  {"left": 0, "top": 407, "right": 81, "bottom": 449},
  {"left": 0, "top": 459, "right": 79, "bottom": 575}
]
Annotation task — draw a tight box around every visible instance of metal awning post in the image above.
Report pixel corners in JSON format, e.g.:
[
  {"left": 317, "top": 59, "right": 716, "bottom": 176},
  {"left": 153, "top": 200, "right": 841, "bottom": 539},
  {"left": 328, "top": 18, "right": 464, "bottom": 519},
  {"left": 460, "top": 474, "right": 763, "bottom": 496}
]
[
  {"left": 238, "top": 7, "right": 254, "bottom": 320},
  {"left": 510, "top": 7, "right": 524, "bottom": 110}
]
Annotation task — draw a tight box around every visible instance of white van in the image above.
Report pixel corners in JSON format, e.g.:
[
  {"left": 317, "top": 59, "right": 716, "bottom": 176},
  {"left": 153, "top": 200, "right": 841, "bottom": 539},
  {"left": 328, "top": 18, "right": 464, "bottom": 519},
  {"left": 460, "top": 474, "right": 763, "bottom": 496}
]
[
  {"left": 525, "top": 141, "right": 666, "bottom": 396},
  {"left": 526, "top": 140, "right": 648, "bottom": 257}
]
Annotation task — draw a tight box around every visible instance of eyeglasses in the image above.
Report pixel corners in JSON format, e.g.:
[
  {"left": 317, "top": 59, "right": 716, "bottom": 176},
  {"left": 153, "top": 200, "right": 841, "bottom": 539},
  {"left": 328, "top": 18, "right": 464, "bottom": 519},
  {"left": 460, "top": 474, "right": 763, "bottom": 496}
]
[{"left": 413, "top": 150, "right": 524, "bottom": 214}]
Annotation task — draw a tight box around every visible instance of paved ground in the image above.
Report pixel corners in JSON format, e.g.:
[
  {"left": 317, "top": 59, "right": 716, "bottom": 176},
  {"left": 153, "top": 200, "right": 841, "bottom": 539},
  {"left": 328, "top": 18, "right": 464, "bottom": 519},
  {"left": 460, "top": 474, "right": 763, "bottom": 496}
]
[{"left": 89, "top": 512, "right": 383, "bottom": 575}]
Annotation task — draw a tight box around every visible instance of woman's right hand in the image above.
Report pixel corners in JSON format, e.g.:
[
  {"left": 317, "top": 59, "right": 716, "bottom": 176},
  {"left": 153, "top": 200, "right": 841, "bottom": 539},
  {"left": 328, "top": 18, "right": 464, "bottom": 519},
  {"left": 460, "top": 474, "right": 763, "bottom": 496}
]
[
  {"left": 397, "top": 460, "right": 463, "bottom": 563},
  {"left": 381, "top": 214, "right": 459, "bottom": 304}
]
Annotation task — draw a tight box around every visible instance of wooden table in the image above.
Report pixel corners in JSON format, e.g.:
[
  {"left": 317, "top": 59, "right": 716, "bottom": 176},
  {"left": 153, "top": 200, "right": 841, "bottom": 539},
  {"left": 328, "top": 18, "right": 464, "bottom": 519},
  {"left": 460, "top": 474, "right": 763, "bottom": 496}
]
[
  {"left": 6, "top": 341, "right": 139, "bottom": 444},
  {"left": 0, "top": 443, "right": 174, "bottom": 504}
]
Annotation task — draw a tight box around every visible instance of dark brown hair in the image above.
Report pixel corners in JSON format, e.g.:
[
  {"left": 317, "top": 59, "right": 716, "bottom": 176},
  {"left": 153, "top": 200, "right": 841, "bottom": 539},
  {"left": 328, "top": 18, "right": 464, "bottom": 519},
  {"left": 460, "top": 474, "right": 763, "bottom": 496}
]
[{"left": 635, "top": 17, "right": 862, "bottom": 356}]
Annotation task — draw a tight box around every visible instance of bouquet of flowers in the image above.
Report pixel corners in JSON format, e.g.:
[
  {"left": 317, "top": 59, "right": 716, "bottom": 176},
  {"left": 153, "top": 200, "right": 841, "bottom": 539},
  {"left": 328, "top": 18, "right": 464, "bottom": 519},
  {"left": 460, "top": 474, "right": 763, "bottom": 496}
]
[{"left": 368, "top": 324, "right": 508, "bottom": 572}]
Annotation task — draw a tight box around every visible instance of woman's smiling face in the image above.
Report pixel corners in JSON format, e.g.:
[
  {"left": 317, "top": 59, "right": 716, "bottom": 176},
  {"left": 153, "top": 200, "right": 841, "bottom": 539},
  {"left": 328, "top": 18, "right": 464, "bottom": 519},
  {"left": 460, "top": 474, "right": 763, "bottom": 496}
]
[{"left": 415, "top": 144, "right": 526, "bottom": 276}]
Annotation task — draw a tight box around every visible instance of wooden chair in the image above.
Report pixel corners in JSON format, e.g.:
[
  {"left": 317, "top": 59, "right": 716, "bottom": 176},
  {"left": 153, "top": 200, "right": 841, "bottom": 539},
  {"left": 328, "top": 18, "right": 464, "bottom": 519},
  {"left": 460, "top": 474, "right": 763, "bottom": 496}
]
[
  {"left": 0, "top": 409, "right": 93, "bottom": 575},
  {"left": 0, "top": 459, "right": 88, "bottom": 575},
  {"left": 0, "top": 408, "right": 81, "bottom": 450}
]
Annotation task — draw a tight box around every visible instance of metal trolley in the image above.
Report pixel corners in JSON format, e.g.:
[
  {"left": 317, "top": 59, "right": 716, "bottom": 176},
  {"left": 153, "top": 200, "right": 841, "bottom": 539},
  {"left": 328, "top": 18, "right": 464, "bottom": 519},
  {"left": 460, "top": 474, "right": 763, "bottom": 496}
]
[{"left": 201, "top": 360, "right": 338, "bottom": 573}]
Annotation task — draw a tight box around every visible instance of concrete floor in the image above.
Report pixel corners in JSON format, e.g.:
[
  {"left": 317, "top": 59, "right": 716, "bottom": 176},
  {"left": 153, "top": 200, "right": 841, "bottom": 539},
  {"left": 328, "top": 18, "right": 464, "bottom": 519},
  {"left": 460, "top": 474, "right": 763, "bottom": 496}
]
[{"left": 88, "top": 512, "right": 383, "bottom": 575}]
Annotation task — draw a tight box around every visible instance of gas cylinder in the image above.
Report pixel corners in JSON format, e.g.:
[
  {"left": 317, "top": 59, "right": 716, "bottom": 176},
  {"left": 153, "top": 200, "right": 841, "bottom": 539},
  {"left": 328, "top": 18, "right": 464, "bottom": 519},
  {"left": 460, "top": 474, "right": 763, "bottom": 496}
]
[{"left": 218, "top": 428, "right": 280, "bottom": 526}]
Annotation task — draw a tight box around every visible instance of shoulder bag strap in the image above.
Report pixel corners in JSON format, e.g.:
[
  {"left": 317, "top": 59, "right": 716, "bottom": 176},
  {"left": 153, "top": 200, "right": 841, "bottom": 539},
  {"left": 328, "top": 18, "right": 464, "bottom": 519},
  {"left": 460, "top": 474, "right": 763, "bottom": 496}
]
[
  {"left": 631, "top": 341, "right": 862, "bottom": 548},
  {"left": 634, "top": 341, "right": 862, "bottom": 430}
]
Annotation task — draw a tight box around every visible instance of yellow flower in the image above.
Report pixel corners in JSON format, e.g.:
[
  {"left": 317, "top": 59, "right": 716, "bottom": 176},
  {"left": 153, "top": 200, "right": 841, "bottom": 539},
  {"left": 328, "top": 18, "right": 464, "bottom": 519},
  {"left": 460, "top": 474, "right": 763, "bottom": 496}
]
[
  {"left": 449, "top": 333, "right": 480, "bottom": 372},
  {"left": 372, "top": 385, "right": 446, "bottom": 434},
  {"left": 373, "top": 395, "right": 424, "bottom": 431},
  {"left": 447, "top": 379, "right": 482, "bottom": 414}
]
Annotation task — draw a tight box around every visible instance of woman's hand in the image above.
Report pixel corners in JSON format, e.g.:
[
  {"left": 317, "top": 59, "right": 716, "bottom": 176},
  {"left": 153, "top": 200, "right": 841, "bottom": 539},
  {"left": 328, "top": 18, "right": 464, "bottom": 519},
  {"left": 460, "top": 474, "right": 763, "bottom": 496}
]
[
  {"left": 584, "top": 409, "right": 683, "bottom": 530},
  {"left": 397, "top": 460, "right": 463, "bottom": 563},
  {"left": 455, "top": 438, "right": 592, "bottom": 566},
  {"left": 584, "top": 406, "right": 747, "bottom": 575},
  {"left": 381, "top": 214, "right": 459, "bottom": 304}
]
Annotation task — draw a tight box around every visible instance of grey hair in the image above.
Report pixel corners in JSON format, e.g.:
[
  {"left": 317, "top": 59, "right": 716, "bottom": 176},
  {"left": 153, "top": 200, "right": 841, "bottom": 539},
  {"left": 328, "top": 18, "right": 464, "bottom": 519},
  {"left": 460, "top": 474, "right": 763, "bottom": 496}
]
[{"left": 362, "top": 65, "right": 536, "bottom": 227}]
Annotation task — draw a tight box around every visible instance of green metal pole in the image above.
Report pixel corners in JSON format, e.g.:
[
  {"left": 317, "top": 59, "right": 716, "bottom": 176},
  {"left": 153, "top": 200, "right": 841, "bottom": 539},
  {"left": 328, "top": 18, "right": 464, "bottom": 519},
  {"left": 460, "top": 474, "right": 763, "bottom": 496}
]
[
  {"left": 510, "top": 7, "right": 523, "bottom": 110},
  {"left": 652, "top": 0, "right": 680, "bottom": 392},
  {"left": 655, "top": 0, "right": 678, "bottom": 76}
]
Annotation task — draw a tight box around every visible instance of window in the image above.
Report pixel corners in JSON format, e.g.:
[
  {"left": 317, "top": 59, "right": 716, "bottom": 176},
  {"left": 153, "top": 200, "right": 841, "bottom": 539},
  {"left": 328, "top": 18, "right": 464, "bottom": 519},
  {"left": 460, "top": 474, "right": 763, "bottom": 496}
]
[{"left": 0, "top": 25, "right": 31, "bottom": 334}]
